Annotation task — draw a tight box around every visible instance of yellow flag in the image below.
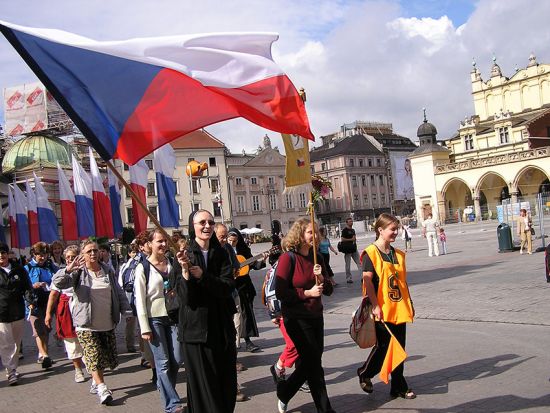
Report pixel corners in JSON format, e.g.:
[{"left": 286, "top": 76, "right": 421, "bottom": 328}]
[
  {"left": 282, "top": 133, "right": 312, "bottom": 192},
  {"left": 379, "top": 335, "right": 407, "bottom": 384}
]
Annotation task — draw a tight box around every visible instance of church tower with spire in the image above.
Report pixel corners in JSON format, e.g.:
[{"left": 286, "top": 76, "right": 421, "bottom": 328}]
[{"left": 408, "top": 109, "right": 450, "bottom": 222}]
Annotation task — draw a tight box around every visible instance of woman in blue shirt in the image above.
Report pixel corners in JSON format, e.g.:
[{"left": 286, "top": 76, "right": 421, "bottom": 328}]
[{"left": 318, "top": 227, "right": 337, "bottom": 286}]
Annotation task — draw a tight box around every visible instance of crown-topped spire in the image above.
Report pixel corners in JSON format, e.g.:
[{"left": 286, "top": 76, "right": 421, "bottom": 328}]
[
  {"left": 528, "top": 52, "right": 538, "bottom": 67},
  {"left": 491, "top": 55, "right": 502, "bottom": 77}
]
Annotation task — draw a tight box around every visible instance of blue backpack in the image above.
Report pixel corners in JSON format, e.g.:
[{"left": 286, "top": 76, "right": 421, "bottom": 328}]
[{"left": 263, "top": 251, "right": 295, "bottom": 318}]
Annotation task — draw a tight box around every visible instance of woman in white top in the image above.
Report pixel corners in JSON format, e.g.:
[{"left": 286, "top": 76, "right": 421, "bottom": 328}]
[{"left": 135, "top": 229, "right": 184, "bottom": 413}]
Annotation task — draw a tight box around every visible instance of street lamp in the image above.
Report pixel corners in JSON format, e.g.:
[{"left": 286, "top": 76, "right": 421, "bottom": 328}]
[{"left": 262, "top": 183, "right": 275, "bottom": 234}]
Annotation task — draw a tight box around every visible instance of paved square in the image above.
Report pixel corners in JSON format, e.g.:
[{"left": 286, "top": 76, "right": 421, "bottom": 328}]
[{"left": 2, "top": 221, "right": 549, "bottom": 412}]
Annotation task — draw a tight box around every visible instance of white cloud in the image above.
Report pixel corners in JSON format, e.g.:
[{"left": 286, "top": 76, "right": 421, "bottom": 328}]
[
  {"left": 1, "top": 0, "right": 550, "bottom": 154},
  {"left": 387, "top": 16, "right": 456, "bottom": 55}
]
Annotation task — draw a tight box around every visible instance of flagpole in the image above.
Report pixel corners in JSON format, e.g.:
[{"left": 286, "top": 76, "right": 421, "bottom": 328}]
[
  {"left": 299, "top": 87, "right": 320, "bottom": 285},
  {"left": 104, "top": 160, "right": 179, "bottom": 253}
]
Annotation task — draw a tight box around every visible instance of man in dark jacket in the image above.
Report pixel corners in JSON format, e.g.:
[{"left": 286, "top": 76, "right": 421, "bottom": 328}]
[{"left": 0, "top": 243, "right": 36, "bottom": 385}]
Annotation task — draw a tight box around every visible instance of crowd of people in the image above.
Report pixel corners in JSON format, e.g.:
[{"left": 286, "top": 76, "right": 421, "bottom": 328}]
[{"left": 0, "top": 211, "right": 419, "bottom": 413}]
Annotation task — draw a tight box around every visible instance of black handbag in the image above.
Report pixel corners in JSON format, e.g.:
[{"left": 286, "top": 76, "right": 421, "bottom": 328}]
[
  {"left": 338, "top": 241, "right": 357, "bottom": 254},
  {"left": 164, "top": 287, "right": 180, "bottom": 324}
]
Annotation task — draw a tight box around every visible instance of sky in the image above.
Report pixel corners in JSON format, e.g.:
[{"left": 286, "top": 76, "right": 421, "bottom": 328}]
[{"left": 1, "top": 0, "right": 549, "bottom": 155}]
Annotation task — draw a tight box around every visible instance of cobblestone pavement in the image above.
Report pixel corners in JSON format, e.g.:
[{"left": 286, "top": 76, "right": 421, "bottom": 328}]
[{"left": 2, "top": 221, "right": 550, "bottom": 412}]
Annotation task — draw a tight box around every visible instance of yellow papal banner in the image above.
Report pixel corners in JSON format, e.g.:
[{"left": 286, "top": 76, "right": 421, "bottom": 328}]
[{"left": 282, "top": 133, "right": 312, "bottom": 193}]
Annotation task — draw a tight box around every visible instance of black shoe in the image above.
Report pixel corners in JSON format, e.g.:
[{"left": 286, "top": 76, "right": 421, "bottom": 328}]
[
  {"left": 270, "top": 364, "right": 285, "bottom": 384},
  {"left": 42, "top": 356, "right": 52, "bottom": 369},
  {"left": 299, "top": 382, "right": 310, "bottom": 393},
  {"left": 390, "top": 389, "right": 416, "bottom": 399},
  {"left": 346, "top": 279, "right": 354, "bottom": 284},
  {"left": 359, "top": 377, "right": 373, "bottom": 393},
  {"left": 245, "top": 342, "right": 260, "bottom": 353}
]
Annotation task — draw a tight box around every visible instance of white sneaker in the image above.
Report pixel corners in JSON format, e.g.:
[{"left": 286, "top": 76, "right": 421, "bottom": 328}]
[
  {"left": 277, "top": 399, "right": 287, "bottom": 413},
  {"left": 520, "top": 250, "right": 524, "bottom": 255},
  {"left": 89, "top": 380, "right": 98, "bottom": 394},
  {"left": 74, "top": 369, "right": 85, "bottom": 383},
  {"left": 98, "top": 386, "right": 113, "bottom": 405}
]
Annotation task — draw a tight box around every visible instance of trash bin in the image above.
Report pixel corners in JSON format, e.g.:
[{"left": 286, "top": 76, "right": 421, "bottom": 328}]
[{"left": 497, "top": 223, "right": 513, "bottom": 252}]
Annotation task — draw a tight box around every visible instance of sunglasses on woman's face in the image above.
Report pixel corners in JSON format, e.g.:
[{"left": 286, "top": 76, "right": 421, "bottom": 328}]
[{"left": 194, "top": 219, "right": 215, "bottom": 227}]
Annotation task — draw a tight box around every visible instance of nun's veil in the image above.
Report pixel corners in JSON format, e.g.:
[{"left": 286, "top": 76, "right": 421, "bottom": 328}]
[{"left": 228, "top": 227, "right": 251, "bottom": 258}]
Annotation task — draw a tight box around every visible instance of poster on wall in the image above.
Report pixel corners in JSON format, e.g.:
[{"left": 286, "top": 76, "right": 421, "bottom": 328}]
[
  {"left": 3, "top": 82, "right": 48, "bottom": 136},
  {"left": 389, "top": 152, "right": 414, "bottom": 201}
]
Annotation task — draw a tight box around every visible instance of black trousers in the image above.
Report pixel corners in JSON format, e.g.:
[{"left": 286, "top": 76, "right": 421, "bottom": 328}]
[
  {"left": 357, "top": 321, "right": 408, "bottom": 393},
  {"left": 320, "top": 252, "right": 335, "bottom": 278},
  {"left": 277, "top": 317, "right": 334, "bottom": 413}
]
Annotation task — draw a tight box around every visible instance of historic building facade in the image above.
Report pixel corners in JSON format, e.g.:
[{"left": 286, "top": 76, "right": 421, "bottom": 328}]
[
  {"left": 410, "top": 55, "right": 550, "bottom": 223},
  {"left": 119, "top": 129, "right": 232, "bottom": 233},
  {"left": 226, "top": 135, "right": 308, "bottom": 233},
  {"left": 310, "top": 121, "right": 416, "bottom": 224}
]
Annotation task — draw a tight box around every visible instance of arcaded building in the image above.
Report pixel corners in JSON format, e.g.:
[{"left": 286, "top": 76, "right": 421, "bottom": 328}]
[{"left": 410, "top": 55, "right": 550, "bottom": 223}]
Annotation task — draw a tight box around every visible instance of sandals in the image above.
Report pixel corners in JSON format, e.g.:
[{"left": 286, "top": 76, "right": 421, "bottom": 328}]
[
  {"left": 390, "top": 389, "right": 416, "bottom": 399},
  {"left": 359, "top": 377, "right": 373, "bottom": 393}
]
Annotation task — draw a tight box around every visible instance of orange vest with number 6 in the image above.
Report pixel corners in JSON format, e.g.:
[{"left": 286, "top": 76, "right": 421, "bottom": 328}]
[{"left": 361, "top": 244, "right": 414, "bottom": 324}]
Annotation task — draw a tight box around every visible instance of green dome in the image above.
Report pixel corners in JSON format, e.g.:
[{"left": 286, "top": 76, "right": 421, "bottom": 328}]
[{"left": 2, "top": 135, "right": 72, "bottom": 173}]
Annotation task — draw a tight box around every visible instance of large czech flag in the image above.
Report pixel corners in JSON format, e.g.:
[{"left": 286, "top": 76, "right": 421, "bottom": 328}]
[{"left": 0, "top": 21, "right": 314, "bottom": 165}]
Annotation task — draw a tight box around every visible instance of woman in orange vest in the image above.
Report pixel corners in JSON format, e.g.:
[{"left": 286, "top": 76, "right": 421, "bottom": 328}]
[{"left": 357, "top": 213, "right": 416, "bottom": 399}]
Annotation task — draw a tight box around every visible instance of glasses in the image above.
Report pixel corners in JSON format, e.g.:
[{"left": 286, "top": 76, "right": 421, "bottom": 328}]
[
  {"left": 0, "top": 251, "right": 7, "bottom": 255},
  {"left": 194, "top": 219, "right": 215, "bottom": 227},
  {"left": 84, "top": 249, "right": 99, "bottom": 255}
]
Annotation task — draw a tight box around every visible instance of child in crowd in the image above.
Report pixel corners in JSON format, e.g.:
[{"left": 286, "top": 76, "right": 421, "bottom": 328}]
[
  {"left": 402, "top": 223, "right": 412, "bottom": 252},
  {"left": 439, "top": 228, "right": 447, "bottom": 255}
]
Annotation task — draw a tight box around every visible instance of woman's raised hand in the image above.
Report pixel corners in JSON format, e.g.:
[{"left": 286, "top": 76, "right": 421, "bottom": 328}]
[
  {"left": 176, "top": 249, "right": 190, "bottom": 280},
  {"left": 66, "top": 255, "right": 85, "bottom": 272}
]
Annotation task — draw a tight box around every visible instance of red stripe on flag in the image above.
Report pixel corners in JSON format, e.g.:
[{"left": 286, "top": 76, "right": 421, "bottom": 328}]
[
  {"left": 115, "top": 69, "right": 313, "bottom": 164},
  {"left": 60, "top": 200, "right": 78, "bottom": 241},
  {"left": 130, "top": 183, "right": 148, "bottom": 235},
  {"left": 28, "top": 211, "right": 40, "bottom": 245},
  {"left": 93, "top": 191, "right": 114, "bottom": 238},
  {"left": 9, "top": 217, "right": 18, "bottom": 248}
]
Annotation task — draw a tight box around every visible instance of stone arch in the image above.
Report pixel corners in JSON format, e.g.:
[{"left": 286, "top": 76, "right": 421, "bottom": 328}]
[
  {"left": 513, "top": 165, "right": 550, "bottom": 197},
  {"left": 442, "top": 178, "right": 473, "bottom": 223},
  {"left": 476, "top": 172, "right": 508, "bottom": 220}
]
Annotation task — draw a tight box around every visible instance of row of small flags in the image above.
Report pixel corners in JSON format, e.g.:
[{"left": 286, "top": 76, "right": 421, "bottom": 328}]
[{"left": 5, "top": 144, "right": 179, "bottom": 248}]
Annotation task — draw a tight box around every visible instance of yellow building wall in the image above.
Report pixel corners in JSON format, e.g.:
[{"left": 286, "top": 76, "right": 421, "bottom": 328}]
[{"left": 472, "top": 63, "right": 550, "bottom": 122}]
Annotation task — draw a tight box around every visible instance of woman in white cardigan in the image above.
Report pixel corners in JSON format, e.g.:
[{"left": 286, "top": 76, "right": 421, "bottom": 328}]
[{"left": 134, "top": 229, "right": 184, "bottom": 413}]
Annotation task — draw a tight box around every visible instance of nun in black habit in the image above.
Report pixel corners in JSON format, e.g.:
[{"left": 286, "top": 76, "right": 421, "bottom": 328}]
[
  {"left": 171, "top": 210, "right": 237, "bottom": 413},
  {"left": 227, "top": 227, "right": 266, "bottom": 352}
]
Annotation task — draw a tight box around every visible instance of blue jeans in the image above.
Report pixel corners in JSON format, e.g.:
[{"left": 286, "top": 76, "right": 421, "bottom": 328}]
[{"left": 149, "top": 317, "right": 184, "bottom": 412}]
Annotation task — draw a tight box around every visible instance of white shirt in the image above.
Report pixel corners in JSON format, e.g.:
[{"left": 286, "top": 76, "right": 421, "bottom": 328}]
[
  {"left": 134, "top": 261, "right": 172, "bottom": 334},
  {"left": 422, "top": 218, "right": 439, "bottom": 233}
]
